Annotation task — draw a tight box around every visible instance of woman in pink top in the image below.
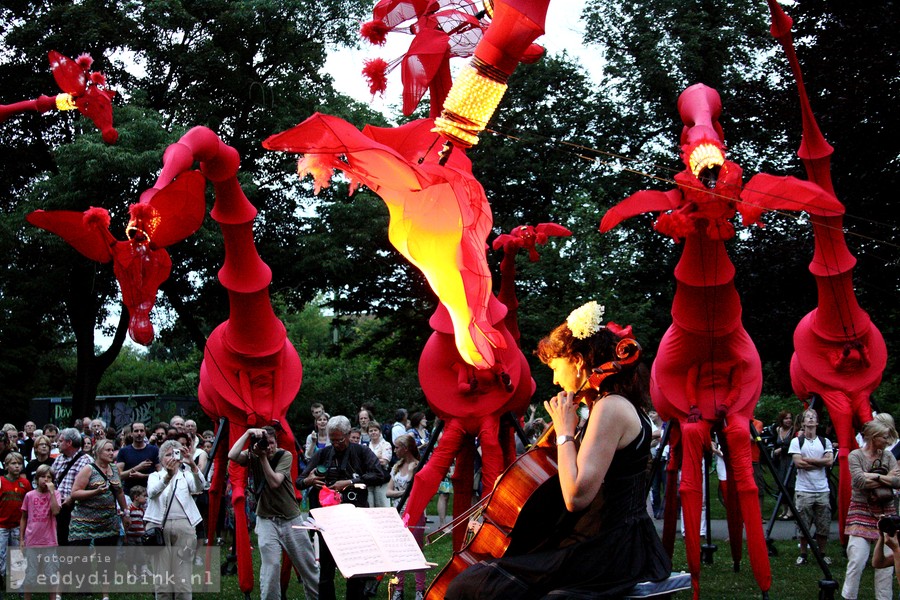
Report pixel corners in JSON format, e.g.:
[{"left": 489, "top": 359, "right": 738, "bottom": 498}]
[{"left": 19, "top": 463, "right": 61, "bottom": 600}]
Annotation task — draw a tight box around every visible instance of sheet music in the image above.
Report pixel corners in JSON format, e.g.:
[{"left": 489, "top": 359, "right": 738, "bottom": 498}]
[{"left": 310, "top": 504, "right": 431, "bottom": 577}]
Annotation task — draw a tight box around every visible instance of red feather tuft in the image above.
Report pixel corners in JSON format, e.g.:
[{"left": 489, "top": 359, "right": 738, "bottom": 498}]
[
  {"left": 75, "top": 53, "right": 93, "bottom": 70},
  {"left": 654, "top": 212, "right": 694, "bottom": 241},
  {"left": 89, "top": 72, "right": 107, "bottom": 86},
  {"left": 360, "top": 20, "right": 389, "bottom": 46},
  {"left": 83, "top": 206, "right": 111, "bottom": 230},
  {"left": 362, "top": 58, "right": 389, "bottom": 95},
  {"left": 129, "top": 202, "right": 155, "bottom": 222}
]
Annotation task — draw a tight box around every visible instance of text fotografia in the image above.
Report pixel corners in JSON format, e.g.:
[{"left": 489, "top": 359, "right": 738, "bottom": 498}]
[{"left": 7, "top": 546, "right": 222, "bottom": 593}]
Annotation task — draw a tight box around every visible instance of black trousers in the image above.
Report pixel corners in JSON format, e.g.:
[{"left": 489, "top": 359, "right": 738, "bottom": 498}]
[{"left": 56, "top": 504, "right": 72, "bottom": 546}]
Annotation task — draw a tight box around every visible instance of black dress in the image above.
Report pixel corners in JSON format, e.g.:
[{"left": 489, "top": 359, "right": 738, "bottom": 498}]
[{"left": 445, "top": 404, "right": 671, "bottom": 599}]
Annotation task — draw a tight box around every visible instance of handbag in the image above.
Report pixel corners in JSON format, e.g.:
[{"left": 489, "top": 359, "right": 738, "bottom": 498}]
[
  {"left": 142, "top": 478, "right": 178, "bottom": 546},
  {"left": 868, "top": 458, "right": 895, "bottom": 506}
]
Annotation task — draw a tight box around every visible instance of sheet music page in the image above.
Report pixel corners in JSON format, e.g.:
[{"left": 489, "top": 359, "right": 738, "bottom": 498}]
[
  {"left": 365, "top": 507, "right": 430, "bottom": 571},
  {"left": 310, "top": 505, "right": 430, "bottom": 577}
]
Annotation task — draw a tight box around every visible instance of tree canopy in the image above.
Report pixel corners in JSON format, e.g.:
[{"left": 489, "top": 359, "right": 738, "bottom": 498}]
[{"left": 2, "top": 0, "right": 897, "bottom": 425}]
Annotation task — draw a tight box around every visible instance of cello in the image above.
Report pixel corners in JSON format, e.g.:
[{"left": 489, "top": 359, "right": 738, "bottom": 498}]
[{"left": 425, "top": 338, "right": 642, "bottom": 599}]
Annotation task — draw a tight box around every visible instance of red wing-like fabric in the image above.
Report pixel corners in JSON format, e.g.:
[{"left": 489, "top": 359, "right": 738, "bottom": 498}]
[
  {"left": 740, "top": 173, "right": 843, "bottom": 226},
  {"left": 142, "top": 170, "right": 207, "bottom": 248},
  {"left": 26, "top": 209, "right": 116, "bottom": 263},
  {"left": 264, "top": 114, "right": 424, "bottom": 191},
  {"left": 535, "top": 222, "right": 572, "bottom": 238},
  {"left": 401, "top": 27, "right": 451, "bottom": 115},
  {"left": 48, "top": 50, "right": 87, "bottom": 95},
  {"left": 372, "top": 0, "right": 431, "bottom": 28},
  {"left": 599, "top": 189, "right": 682, "bottom": 233}
]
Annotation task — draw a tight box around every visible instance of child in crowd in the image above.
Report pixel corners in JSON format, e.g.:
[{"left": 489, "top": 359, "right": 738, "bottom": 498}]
[
  {"left": 20, "top": 464, "right": 60, "bottom": 600},
  {"left": 126, "top": 485, "right": 148, "bottom": 546},
  {"left": 0, "top": 453, "right": 31, "bottom": 588}
]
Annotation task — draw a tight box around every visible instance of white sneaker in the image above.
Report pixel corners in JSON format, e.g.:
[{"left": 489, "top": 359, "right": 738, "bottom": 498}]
[
  {"left": 391, "top": 590, "right": 403, "bottom": 600},
  {"left": 415, "top": 591, "right": 425, "bottom": 600}
]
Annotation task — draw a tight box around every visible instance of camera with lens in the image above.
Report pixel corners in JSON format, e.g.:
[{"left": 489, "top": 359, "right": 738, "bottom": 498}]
[
  {"left": 249, "top": 433, "right": 268, "bottom": 452},
  {"left": 879, "top": 515, "right": 900, "bottom": 537}
]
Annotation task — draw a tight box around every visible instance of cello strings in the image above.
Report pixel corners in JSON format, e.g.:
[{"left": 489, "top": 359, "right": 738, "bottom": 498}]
[{"left": 425, "top": 490, "right": 494, "bottom": 546}]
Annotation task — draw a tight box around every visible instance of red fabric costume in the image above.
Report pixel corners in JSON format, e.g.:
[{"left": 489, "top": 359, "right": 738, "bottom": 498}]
[
  {"left": 265, "top": 114, "right": 504, "bottom": 370},
  {"left": 29, "top": 127, "right": 303, "bottom": 597},
  {"left": 362, "top": 0, "right": 485, "bottom": 116},
  {"left": 764, "top": 0, "right": 888, "bottom": 544},
  {"left": 264, "top": 118, "right": 565, "bottom": 548},
  {"left": 600, "top": 84, "right": 842, "bottom": 599}
]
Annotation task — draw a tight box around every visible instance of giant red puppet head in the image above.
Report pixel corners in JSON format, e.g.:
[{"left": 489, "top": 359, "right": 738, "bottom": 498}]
[{"left": 26, "top": 172, "right": 206, "bottom": 344}]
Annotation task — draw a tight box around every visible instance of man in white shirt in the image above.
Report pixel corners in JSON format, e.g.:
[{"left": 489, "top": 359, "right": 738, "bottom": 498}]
[{"left": 789, "top": 408, "right": 834, "bottom": 565}]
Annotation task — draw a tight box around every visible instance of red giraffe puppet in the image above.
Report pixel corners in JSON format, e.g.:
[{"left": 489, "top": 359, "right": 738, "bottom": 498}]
[
  {"left": 266, "top": 0, "right": 550, "bottom": 554},
  {"left": 414, "top": 222, "right": 569, "bottom": 551},
  {"left": 492, "top": 223, "right": 571, "bottom": 343},
  {"left": 749, "top": 1, "right": 888, "bottom": 544},
  {"left": 600, "top": 84, "right": 842, "bottom": 599},
  {"left": 264, "top": 117, "right": 537, "bottom": 540},
  {"left": 28, "top": 127, "right": 305, "bottom": 597},
  {"left": 1, "top": 51, "right": 118, "bottom": 144}
]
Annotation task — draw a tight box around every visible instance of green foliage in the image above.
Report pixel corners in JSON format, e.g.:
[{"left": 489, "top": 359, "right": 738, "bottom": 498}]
[
  {"left": 2, "top": 0, "right": 897, "bottom": 430},
  {"left": 97, "top": 345, "right": 201, "bottom": 397},
  {"left": 282, "top": 300, "right": 425, "bottom": 432},
  {"left": 0, "top": 0, "right": 376, "bottom": 416}
]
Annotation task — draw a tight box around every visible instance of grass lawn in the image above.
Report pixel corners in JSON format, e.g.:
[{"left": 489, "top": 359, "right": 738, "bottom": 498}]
[
  {"left": 47, "top": 470, "right": 889, "bottom": 600},
  {"left": 77, "top": 535, "right": 877, "bottom": 599}
]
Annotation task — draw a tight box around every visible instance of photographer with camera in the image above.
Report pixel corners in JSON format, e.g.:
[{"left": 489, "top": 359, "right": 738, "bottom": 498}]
[
  {"left": 228, "top": 427, "right": 319, "bottom": 600},
  {"left": 297, "top": 416, "right": 388, "bottom": 600},
  {"left": 872, "top": 515, "right": 900, "bottom": 587},
  {"left": 145, "top": 439, "right": 204, "bottom": 599}
]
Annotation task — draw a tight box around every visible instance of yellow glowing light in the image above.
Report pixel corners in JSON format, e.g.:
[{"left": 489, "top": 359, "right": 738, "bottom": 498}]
[
  {"left": 384, "top": 191, "right": 492, "bottom": 368},
  {"left": 688, "top": 143, "right": 725, "bottom": 178},
  {"left": 55, "top": 93, "right": 77, "bottom": 111},
  {"left": 434, "top": 60, "right": 508, "bottom": 148},
  {"left": 126, "top": 211, "right": 161, "bottom": 245}
]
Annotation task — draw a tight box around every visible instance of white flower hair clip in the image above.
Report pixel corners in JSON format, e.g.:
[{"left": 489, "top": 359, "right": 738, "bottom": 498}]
[{"left": 566, "top": 301, "right": 606, "bottom": 339}]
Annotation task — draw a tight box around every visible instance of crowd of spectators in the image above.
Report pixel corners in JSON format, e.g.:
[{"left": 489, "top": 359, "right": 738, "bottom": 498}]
[
  {"left": 0, "top": 403, "right": 437, "bottom": 600},
  {"left": 9, "top": 401, "right": 900, "bottom": 599}
]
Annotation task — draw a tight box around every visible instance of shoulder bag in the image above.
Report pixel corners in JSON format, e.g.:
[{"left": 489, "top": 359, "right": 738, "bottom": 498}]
[
  {"left": 868, "top": 458, "right": 895, "bottom": 507},
  {"left": 142, "top": 478, "right": 178, "bottom": 546}
]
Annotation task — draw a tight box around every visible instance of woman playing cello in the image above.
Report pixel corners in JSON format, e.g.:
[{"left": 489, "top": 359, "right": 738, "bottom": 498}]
[{"left": 445, "top": 301, "right": 670, "bottom": 599}]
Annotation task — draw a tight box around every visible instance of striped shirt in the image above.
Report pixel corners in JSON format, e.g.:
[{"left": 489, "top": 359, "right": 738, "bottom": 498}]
[
  {"left": 51, "top": 451, "right": 92, "bottom": 500},
  {"left": 126, "top": 503, "right": 146, "bottom": 542}
]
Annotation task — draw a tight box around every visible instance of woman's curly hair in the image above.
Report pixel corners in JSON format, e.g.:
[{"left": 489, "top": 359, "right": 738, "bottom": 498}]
[{"left": 535, "top": 321, "right": 646, "bottom": 408}]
